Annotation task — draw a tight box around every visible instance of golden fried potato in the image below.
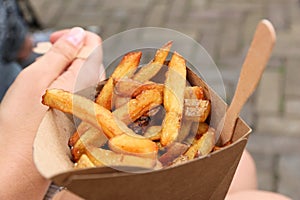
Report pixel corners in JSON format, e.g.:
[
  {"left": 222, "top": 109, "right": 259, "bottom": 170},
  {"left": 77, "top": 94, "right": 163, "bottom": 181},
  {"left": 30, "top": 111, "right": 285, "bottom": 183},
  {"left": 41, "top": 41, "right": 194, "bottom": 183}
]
[
  {"left": 113, "top": 89, "right": 163, "bottom": 124},
  {"left": 161, "top": 52, "right": 186, "bottom": 146},
  {"left": 115, "top": 80, "right": 204, "bottom": 100},
  {"left": 109, "top": 133, "right": 158, "bottom": 159},
  {"left": 184, "top": 86, "right": 205, "bottom": 100},
  {"left": 184, "top": 128, "right": 215, "bottom": 160},
  {"left": 43, "top": 42, "right": 218, "bottom": 171},
  {"left": 133, "top": 41, "right": 172, "bottom": 82},
  {"left": 192, "top": 122, "right": 209, "bottom": 136},
  {"left": 163, "top": 52, "right": 186, "bottom": 113},
  {"left": 176, "top": 86, "right": 206, "bottom": 143},
  {"left": 74, "top": 154, "right": 97, "bottom": 169},
  {"left": 113, "top": 94, "right": 130, "bottom": 109},
  {"left": 96, "top": 51, "right": 142, "bottom": 110},
  {"left": 69, "top": 122, "right": 91, "bottom": 147},
  {"left": 182, "top": 122, "right": 210, "bottom": 146},
  {"left": 71, "top": 126, "right": 108, "bottom": 161},
  {"left": 42, "top": 89, "right": 134, "bottom": 138},
  {"left": 176, "top": 120, "right": 193, "bottom": 143},
  {"left": 85, "top": 147, "right": 156, "bottom": 169},
  {"left": 158, "top": 142, "right": 188, "bottom": 166},
  {"left": 184, "top": 99, "right": 211, "bottom": 122},
  {"left": 161, "top": 112, "right": 181, "bottom": 146},
  {"left": 114, "top": 78, "right": 142, "bottom": 97},
  {"left": 143, "top": 126, "right": 162, "bottom": 140},
  {"left": 131, "top": 83, "right": 164, "bottom": 98},
  {"left": 69, "top": 131, "right": 80, "bottom": 147}
]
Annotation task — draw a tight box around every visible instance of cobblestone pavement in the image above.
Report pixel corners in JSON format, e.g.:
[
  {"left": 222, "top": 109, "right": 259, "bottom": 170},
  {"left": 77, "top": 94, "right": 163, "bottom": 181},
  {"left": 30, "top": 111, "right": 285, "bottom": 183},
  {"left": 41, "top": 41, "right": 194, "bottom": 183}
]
[{"left": 28, "top": 0, "right": 300, "bottom": 199}]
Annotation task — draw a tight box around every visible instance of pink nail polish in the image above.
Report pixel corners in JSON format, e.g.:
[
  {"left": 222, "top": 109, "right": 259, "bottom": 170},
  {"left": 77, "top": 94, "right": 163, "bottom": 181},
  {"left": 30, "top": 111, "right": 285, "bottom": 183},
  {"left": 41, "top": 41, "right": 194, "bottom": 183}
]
[{"left": 66, "top": 27, "right": 85, "bottom": 46}]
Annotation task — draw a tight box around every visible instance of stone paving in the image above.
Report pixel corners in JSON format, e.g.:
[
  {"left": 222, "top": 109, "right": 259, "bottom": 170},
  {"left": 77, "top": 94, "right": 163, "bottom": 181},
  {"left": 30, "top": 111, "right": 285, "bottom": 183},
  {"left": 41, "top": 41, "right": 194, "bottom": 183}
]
[{"left": 28, "top": 0, "right": 300, "bottom": 199}]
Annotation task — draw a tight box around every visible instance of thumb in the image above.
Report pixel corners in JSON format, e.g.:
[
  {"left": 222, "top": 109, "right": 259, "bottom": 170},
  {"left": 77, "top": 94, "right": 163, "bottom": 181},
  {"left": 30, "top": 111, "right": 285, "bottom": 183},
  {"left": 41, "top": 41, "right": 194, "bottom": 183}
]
[{"left": 26, "top": 27, "right": 86, "bottom": 87}]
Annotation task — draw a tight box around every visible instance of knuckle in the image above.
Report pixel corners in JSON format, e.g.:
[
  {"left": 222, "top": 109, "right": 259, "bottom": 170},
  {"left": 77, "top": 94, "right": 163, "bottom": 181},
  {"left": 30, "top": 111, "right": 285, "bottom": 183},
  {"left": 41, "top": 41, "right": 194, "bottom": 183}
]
[{"left": 51, "top": 41, "right": 78, "bottom": 62}]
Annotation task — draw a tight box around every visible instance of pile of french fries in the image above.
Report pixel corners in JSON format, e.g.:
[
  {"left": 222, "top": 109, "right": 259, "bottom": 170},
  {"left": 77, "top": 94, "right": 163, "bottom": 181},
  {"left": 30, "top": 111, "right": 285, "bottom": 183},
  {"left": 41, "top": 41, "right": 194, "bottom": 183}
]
[{"left": 42, "top": 41, "right": 220, "bottom": 170}]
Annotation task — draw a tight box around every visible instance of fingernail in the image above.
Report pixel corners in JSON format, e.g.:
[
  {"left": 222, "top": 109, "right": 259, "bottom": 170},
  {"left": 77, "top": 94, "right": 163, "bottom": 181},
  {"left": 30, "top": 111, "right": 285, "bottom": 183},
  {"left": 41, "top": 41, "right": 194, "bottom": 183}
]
[{"left": 66, "top": 27, "right": 85, "bottom": 46}]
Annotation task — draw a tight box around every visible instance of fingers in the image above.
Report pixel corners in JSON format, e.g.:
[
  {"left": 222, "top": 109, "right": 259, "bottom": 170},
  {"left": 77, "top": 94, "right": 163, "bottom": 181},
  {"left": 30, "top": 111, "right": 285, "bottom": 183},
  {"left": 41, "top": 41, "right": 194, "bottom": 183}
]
[
  {"left": 50, "top": 30, "right": 69, "bottom": 43},
  {"left": 49, "top": 30, "right": 104, "bottom": 92},
  {"left": 25, "top": 27, "right": 86, "bottom": 89},
  {"left": 18, "top": 27, "right": 103, "bottom": 94},
  {"left": 50, "top": 29, "right": 101, "bottom": 48},
  {"left": 50, "top": 45, "right": 105, "bottom": 92}
]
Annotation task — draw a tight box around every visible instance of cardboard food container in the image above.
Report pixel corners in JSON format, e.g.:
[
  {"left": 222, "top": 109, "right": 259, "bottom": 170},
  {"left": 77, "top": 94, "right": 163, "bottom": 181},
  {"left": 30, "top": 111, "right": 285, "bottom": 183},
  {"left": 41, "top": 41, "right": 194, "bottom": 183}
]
[{"left": 33, "top": 61, "right": 251, "bottom": 199}]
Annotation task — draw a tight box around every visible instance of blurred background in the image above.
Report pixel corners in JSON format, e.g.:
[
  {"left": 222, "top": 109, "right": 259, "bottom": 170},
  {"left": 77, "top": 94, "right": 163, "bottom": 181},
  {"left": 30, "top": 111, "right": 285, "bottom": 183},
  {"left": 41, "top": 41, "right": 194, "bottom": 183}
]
[{"left": 20, "top": 0, "right": 300, "bottom": 199}]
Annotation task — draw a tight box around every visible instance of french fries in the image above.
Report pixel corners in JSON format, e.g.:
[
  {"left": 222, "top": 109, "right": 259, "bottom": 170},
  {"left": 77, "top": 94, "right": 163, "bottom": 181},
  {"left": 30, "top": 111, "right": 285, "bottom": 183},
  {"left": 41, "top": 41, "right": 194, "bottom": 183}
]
[
  {"left": 70, "top": 51, "right": 142, "bottom": 152},
  {"left": 114, "top": 78, "right": 143, "bottom": 97},
  {"left": 109, "top": 134, "right": 158, "bottom": 159},
  {"left": 71, "top": 126, "right": 108, "bottom": 161},
  {"left": 132, "top": 41, "right": 172, "bottom": 82},
  {"left": 86, "top": 147, "right": 157, "bottom": 169},
  {"left": 161, "top": 52, "right": 186, "bottom": 146},
  {"left": 113, "top": 88, "right": 163, "bottom": 125},
  {"left": 43, "top": 89, "right": 125, "bottom": 138},
  {"left": 184, "top": 99, "right": 211, "bottom": 122},
  {"left": 42, "top": 41, "right": 226, "bottom": 171},
  {"left": 74, "top": 154, "right": 97, "bottom": 169},
  {"left": 143, "top": 126, "right": 162, "bottom": 140},
  {"left": 184, "top": 86, "right": 205, "bottom": 100},
  {"left": 184, "top": 128, "right": 215, "bottom": 160},
  {"left": 96, "top": 51, "right": 142, "bottom": 110},
  {"left": 159, "top": 142, "right": 188, "bottom": 166},
  {"left": 42, "top": 89, "right": 158, "bottom": 157}
]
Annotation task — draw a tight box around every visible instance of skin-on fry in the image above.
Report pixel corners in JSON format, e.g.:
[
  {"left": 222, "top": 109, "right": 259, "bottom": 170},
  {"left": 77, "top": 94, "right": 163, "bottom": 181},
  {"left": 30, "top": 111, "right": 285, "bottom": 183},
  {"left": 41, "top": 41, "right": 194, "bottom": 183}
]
[
  {"left": 163, "top": 52, "right": 186, "bottom": 113},
  {"left": 184, "top": 86, "right": 205, "bottom": 100},
  {"left": 69, "top": 131, "right": 80, "bottom": 147},
  {"left": 161, "top": 52, "right": 186, "bottom": 146},
  {"left": 143, "top": 126, "right": 162, "bottom": 140},
  {"left": 115, "top": 78, "right": 204, "bottom": 100},
  {"left": 131, "top": 83, "right": 164, "bottom": 98},
  {"left": 176, "top": 86, "right": 205, "bottom": 143},
  {"left": 109, "top": 133, "right": 158, "bottom": 159},
  {"left": 96, "top": 51, "right": 142, "bottom": 110},
  {"left": 184, "top": 99, "right": 211, "bottom": 122},
  {"left": 183, "top": 122, "right": 210, "bottom": 146},
  {"left": 113, "top": 89, "right": 163, "bottom": 125},
  {"left": 43, "top": 89, "right": 158, "bottom": 157},
  {"left": 85, "top": 147, "right": 156, "bottom": 169},
  {"left": 113, "top": 94, "right": 130, "bottom": 109},
  {"left": 161, "top": 112, "right": 181, "bottom": 146},
  {"left": 114, "top": 78, "right": 142, "bottom": 97},
  {"left": 176, "top": 120, "right": 193, "bottom": 143},
  {"left": 184, "top": 128, "right": 215, "bottom": 160},
  {"left": 133, "top": 41, "right": 172, "bottom": 83},
  {"left": 192, "top": 122, "right": 209, "bottom": 136},
  {"left": 72, "top": 52, "right": 142, "bottom": 150},
  {"left": 43, "top": 89, "right": 131, "bottom": 138},
  {"left": 73, "top": 52, "right": 142, "bottom": 151},
  {"left": 158, "top": 142, "right": 188, "bottom": 166},
  {"left": 74, "top": 154, "right": 97, "bottom": 169},
  {"left": 114, "top": 78, "right": 164, "bottom": 98},
  {"left": 69, "top": 122, "right": 91, "bottom": 147},
  {"left": 71, "top": 126, "right": 108, "bottom": 161}
]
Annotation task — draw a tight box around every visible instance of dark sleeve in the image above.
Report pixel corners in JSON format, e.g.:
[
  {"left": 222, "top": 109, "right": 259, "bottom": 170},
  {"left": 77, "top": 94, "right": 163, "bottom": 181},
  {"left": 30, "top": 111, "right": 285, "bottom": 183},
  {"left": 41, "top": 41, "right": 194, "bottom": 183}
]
[
  {"left": 0, "top": 0, "right": 28, "bottom": 62},
  {"left": 0, "top": 61, "right": 22, "bottom": 101}
]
